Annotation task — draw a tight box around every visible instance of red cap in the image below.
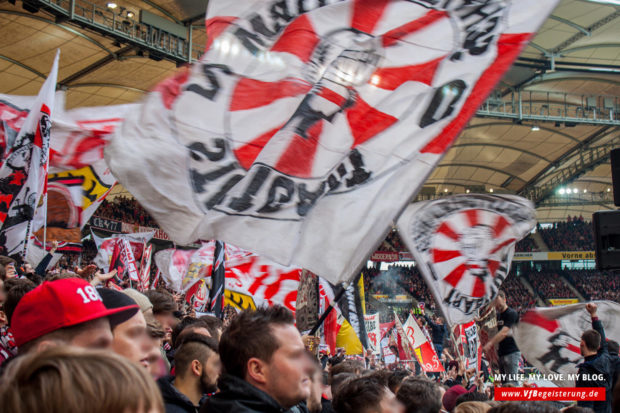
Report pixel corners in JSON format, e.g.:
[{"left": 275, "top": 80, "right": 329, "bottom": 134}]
[{"left": 11, "top": 278, "right": 139, "bottom": 347}]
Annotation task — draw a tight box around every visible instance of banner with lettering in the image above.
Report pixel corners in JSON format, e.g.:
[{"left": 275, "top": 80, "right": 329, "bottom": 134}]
[
  {"left": 397, "top": 195, "right": 536, "bottom": 325},
  {"left": 459, "top": 320, "right": 480, "bottom": 371},
  {"left": 154, "top": 245, "right": 300, "bottom": 314},
  {"left": 105, "top": 0, "right": 559, "bottom": 285},
  {"left": 403, "top": 314, "right": 444, "bottom": 372},
  {"left": 514, "top": 301, "right": 620, "bottom": 387},
  {"left": 364, "top": 313, "right": 381, "bottom": 355},
  {"left": 0, "top": 51, "right": 59, "bottom": 258}
]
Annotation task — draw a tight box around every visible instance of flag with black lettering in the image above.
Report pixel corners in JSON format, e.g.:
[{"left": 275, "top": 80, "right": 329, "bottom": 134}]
[
  {"left": 397, "top": 194, "right": 535, "bottom": 325},
  {"left": 514, "top": 301, "right": 620, "bottom": 387},
  {"left": 105, "top": 0, "right": 558, "bottom": 285},
  {"left": 0, "top": 51, "right": 59, "bottom": 258}
]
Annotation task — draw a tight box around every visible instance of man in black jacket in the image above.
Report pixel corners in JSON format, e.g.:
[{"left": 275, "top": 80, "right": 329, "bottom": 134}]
[
  {"left": 200, "top": 305, "right": 314, "bottom": 413},
  {"left": 423, "top": 313, "right": 447, "bottom": 358},
  {"left": 158, "top": 333, "right": 220, "bottom": 413},
  {"left": 576, "top": 303, "right": 613, "bottom": 413}
]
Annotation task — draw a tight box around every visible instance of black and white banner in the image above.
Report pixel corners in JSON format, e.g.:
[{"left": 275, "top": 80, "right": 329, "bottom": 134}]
[
  {"left": 397, "top": 194, "right": 535, "bottom": 325},
  {"left": 105, "top": 0, "right": 558, "bottom": 284}
]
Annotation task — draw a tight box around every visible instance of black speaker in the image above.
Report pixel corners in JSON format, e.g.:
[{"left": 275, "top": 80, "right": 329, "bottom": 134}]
[
  {"left": 612, "top": 148, "right": 620, "bottom": 207},
  {"left": 593, "top": 210, "right": 620, "bottom": 270}
]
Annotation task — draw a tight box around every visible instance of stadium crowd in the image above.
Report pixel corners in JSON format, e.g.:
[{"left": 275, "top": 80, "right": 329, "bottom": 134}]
[
  {"left": 525, "top": 271, "right": 576, "bottom": 302},
  {"left": 538, "top": 217, "right": 594, "bottom": 251},
  {"left": 96, "top": 196, "right": 159, "bottom": 228},
  {"left": 565, "top": 270, "right": 620, "bottom": 303}
]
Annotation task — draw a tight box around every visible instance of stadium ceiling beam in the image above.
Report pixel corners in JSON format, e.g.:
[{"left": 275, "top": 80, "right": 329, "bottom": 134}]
[
  {"left": 573, "top": 178, "right": 613, "bottom": 185},
  {"left": 548, "top": 15, "right": 590, "bottom": 35},
  {"left": 0, "top": 54, "right": 46, "bottom": 79},
  {"left": 449, "top": 142, "right": 552, "bottom": 163},
  {"left": 0, "top": 9, "right": 115, "bottom": 58},
  {"left": 552, "top": 9, "right": 620, "bottom": 54},
  {"left": 561, "top": 43, "right": 620, "bottom": 55},
  {"left": 525, "top": 73, "right": 620, "bottom": 89},
  {"left": 425, "top": 178, "right": 497, "bottom": 188},
  {"left": 465, "top": 122, "right": 581, "bottom": 143},
  {"left": 518, "top": 128, "right": 619, "bottom": 204},
  {"left": 65, "top": 83, "right": 146, "bottom": 93},
  {"left": 524, "top": 126, "right": 617, "bottom": 189},
  {"left": 434, "top": 163, "right": 526, "bottom": 183}
]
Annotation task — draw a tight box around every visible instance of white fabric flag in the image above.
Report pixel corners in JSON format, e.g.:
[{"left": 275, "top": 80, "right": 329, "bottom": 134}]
[
  {"left": 397, "top": 194, "right": 535, "bottom": 325},
  {"left": 0, "top": 51, "right": 59, "bottom": 257},
  {"left": 105, "top": 0, "right": 559, "bottom": 284}
]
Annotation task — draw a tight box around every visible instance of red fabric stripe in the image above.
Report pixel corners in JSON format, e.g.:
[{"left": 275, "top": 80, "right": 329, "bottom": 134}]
[
  {"left": 490, "top": 238, "right": 516, "bottom": 255},
  {"left": 372, "top": 57, "right": 443, "bottom": 90},
  {"left": 274, "top": 121, "right": 323, "bottom": 177},
  {"left": 443, "top": 263, "right": 467, "bottom": 288},
  {"left": 205, "top": 16, "right": 237, "bottom": 52},
  {"left": 488, "top": 259, "right": 500, "bottom": 277},
  {"left": 432, "top": 249, "right": 461, "bottom": 263},
  {"left": 382, "top": 10, "right": 447, "bottom": 47},
  {"left": 465, "top": 209, "right": 478, "bottom": 227},
  {"left": 437, "top": 221, "right": 460, "bottom": 241},
  {"left": 566, "top": 343, "right": 581, "bottom": 354},
  {"left": 317, "top": 88, "right": 347, "bottom": 107},
  {"left": 230, "top": 78, "right": 312, "bottom": 112},
  {"left": 351, "top": 0, "right": 391, "bottom": 34},
  {"left": 271, "top": 14, "right": 320, "bottom": 63},
  {"left": 493, "top": 215, "right": 510, "bottom": 238},
  {"left": 233, "top": 125, "right": 283, "bottom": 170},
  {"left": 421, "top": 32, "right": 532, "bottom": 154},
  {"left": 521, "top": 310, "right": 560, "bottom": 333},
  {"left": 346, "top": 97, "right": 398, "bottom": 147},
  {"left": 472, "top": 276, "right": 486, "bottom": 298},
  {"left": 153, "top": 67, "right": 190, "bottom": 110}
]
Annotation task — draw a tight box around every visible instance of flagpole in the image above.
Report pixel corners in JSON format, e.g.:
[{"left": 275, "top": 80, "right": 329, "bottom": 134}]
[{"left": 309, "top": 284, "right": 348, "bottom": 335}]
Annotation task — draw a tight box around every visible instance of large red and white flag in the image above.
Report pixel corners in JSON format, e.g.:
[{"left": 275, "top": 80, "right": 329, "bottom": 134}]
[
  {"left": 154, "top": 245, "right": 300, "bottom": 314},
  {"left": 0, "top": 51, "right": 59, "bottom": 257},
  {"left": 459, "top": 320, "right": 481, "bottom": 372},
  {"left": 139, "top": 244, "right": 153, "bottom": 291},
  {"left": 93, "top": 231, "right": 155, "bottom": 272},
  {"left": 514, "top": 301, "right": 620, "bottom": 387},
  {"left": 397, "top": 195, "right": 535, "bottom": 325},
  {"left": 105, "top": 0, "right": 559, "bottom": 284},
  {"left": 403, "top": 314, "right": 444, "bottom": 372}
]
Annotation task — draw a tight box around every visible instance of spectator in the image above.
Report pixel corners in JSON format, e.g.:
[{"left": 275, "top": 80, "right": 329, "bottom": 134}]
[
  {"left": 145, "top": 290, "right": 179, "bottom": 344},
  {"left": 99, "top": 288, "right": 152, "bottom": 368},
  {"left": 200, "top": 306, "right": 315, "bottom": 413},
  {"left": 577, "top": 303, "right": 612, "bottom": 413},
  {"left": 158, "top": 333, "right": 220, "bottom": 413},
  {"left": 0, "top": 346, "right": 164, "bottom": 413},
  {"left": 397, "top": 377, "right": 442, "bottom": 413},
  {"left": 11, "top": 278, "right": 138, "bottom": 354},
  {"left": 333, "top": 376, "right": 403, "bottom": 413},
  {"left": 483, "top": 291, "right": 520, "bottom": 385}
]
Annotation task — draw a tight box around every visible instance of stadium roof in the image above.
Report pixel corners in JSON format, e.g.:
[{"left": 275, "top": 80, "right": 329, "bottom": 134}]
[{"left": 1, "top": 0, "right": 618, "bottom": 222}]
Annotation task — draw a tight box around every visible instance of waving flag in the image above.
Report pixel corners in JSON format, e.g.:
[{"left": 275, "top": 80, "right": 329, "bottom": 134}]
[
  {"left": 0, "top": 51, "right": 59, "bottom": 258},
  {"left": 514, "top": 301, "right": 620, "bottom": 387},
  {"left": 397, "top": 195, "right": 535, "bottom": 325},
  {"left": 209, "top": 240, "right": 226, "bottom": 316},
  {"left": 139, "top": 244, "right": 153, "bottom": 291},
  {"left": 403, "top": 314, "right": 444, "bottom": 372},
  {"left": 364, "top": 313, "right": 381, "bottom": 355},
  {"left": 105, "top": 0, "right": 559, "bottom": 284}
]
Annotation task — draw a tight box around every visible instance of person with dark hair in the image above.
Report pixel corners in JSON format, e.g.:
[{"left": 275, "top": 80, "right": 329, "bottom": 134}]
[
  {"left": 607, "top": 340, "right": 620, "bottom": 397},
  {"left": 455, "top": 391, "right": 489, "bottom": 406},
  {"left": 576, "top": 303, "right": 613, "bottom": 413},
  {"left": 388, "top": 370, "right": 410, "bottom": 394},
  {"left": 397, "top": 377, "right": 442, "bottom": 413},
  {"left": 333, "top": 376, "right": 403, "bottom": 413},
  {"left": 199, "top": 315, "right": 223, "bottom": 341},
  {"left": 330, "top": 372, "right": 356, "bottom": 399},
  {"left": 483, "top": 291, "right": 520, "bottom": 385},
  {"left": 145, "top": 290, "right": 179, "bottom": 344},
  {"left": 172, "top": 317, "right": 213, "bottom": 349},
  {"left": 329, "top": 359, "right": 364, "bottom": 384},
  {"left": 424, "top": 313, "right": 447, "bottom": 358},
  {"left": 200, "top": 305, "right": 315, "bottom": 413},
  {"left": 158, "top": 333, "right": 220, "bottom": 413},
  {"left": 487, "top": 401, "right": 560, "bottom": 413}
]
